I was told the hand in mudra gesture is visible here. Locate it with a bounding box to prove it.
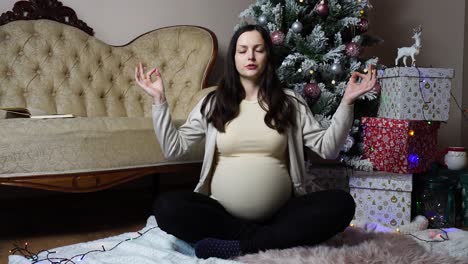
[135,63,166,104]
[342,64,377,105]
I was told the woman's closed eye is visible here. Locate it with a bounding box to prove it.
[237,49,264,54]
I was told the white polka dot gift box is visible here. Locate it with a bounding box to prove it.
[376,67,454,121]
[349,170,413,228]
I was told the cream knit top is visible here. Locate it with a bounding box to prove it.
[210,99,292,221]
[152,89,355,198]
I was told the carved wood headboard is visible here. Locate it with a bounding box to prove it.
[0,0,93,35]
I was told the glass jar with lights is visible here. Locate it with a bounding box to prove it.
[415,165,457,228]
[460,173,468,227]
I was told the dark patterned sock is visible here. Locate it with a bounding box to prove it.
[194,238,241,259]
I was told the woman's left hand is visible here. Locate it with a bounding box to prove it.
[342,64,377,105]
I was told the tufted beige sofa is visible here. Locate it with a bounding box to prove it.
[0,19,217,192]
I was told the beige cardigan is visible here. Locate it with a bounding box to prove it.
[152,89,354,196]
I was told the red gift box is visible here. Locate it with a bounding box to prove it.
[362,117,440,174]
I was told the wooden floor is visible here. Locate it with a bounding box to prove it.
[0,174,197,264]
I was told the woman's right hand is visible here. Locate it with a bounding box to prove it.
[135,62,166,104]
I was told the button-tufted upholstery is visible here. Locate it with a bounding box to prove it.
[0,20,216,120]
[0,20,217,190]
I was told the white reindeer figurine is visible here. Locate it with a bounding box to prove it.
[395,26,422,67]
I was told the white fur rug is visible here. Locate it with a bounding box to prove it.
[9,216,468,264]
[235,226,468,264]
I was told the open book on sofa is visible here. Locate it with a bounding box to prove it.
[0,107,75,119]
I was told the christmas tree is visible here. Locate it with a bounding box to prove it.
[237,0,383,170]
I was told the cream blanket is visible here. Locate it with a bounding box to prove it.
[8,216,468,264]
[8,217,241,264]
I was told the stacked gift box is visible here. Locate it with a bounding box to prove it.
[349,170,413,227]
[351,67,454,228]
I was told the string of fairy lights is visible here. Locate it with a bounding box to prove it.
[364,66,467,170]
[377,66,468,123]
[8,225,453,263]
[9,227,157,264]
[5,1,466,262]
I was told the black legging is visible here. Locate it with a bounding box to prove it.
[153,189,355,254]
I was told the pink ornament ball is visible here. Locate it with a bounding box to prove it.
[271,30,285,45]
[345,42,361,57]
[316,1,329,17]
[304,82,321,100]
[357,18,369,33]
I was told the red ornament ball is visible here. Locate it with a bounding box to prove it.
[316,0,329,17]
[271,30,285,45]
[345,42,361,57]
[304,82,321,100]
[357,18,369,33]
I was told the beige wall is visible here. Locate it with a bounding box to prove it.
[365,0,467,150]
[0,0,255,86]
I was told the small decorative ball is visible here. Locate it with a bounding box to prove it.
[316,0,329,17]
[357,18,369,33]
[258,15,268,26]
[345,42,361,57]
[291,20,303,33]
[330,62,343,76]
[304,82,321,100]
[271,30,285,45]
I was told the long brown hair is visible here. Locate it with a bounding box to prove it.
[201,24,298,134]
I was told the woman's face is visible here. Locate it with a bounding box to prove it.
[234,30,267,84]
